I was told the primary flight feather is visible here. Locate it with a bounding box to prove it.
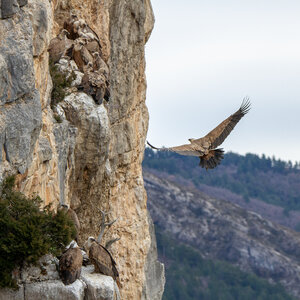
[147,98,251,170]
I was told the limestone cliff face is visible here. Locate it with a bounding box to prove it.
[0,0,163,299]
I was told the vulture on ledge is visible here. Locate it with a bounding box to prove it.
[147,98,251,170]
[84,237,120,287]
[59,242,83,285]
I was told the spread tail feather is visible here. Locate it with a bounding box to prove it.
[199,148,224,170]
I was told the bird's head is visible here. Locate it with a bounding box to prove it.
[83,236,96,252]
[93,52,100,60]
[87,62,93,69]
[58,203,69,212]
[59,29,69,39]
[188,138,195,143]
[65,240,78,250]
[78,39,85,46]
[78,19,86,27]
[69,240,78,249]
[70,13,78,21]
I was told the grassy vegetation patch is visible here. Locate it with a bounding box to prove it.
[0,176,76,288]
[49,60,75,108]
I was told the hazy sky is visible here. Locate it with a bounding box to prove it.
[145,0,300,163]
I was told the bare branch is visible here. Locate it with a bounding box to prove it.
[107,218,118,226]
[97,223,106,244]
[105,237,120,249]
[96,209,118,244]
[98,209,111,219]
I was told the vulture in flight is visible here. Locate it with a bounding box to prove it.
[147,99,250,170]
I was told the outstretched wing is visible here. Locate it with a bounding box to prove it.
[147,141,200,157]
[198,98,250,149]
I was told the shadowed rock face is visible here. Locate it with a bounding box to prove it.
[142,212,165,300]
[1,0,20,19]
[0,2,42,177]
[144,170,300,299]
[0,0,28,19]
[0,10,35,103]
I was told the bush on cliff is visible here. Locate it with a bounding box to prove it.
[0,176,76,288]
[49,60,75,108]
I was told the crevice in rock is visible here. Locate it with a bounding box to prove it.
[3,133,10,163]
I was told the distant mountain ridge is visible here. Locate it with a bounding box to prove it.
[144,170,300,299]
[143,148,300,229]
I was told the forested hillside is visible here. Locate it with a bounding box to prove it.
[143,148,300,209]
[144,168,300,299]
[156,227,295,300]
[143,148,300,228]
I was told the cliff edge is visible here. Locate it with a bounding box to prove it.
[0,0,164,298]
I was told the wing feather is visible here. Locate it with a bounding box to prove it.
[89,242,119,280]
[147,98,250,157]
[147,141,200,157]
[200,98,250,149]
[168,144,201,156]
[59,248,83,285]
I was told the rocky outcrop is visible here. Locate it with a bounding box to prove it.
[141,213,165,300]
[0,286,24,300]
[82,266,120,300]
[16,254,60,284]
[0,0,164,299]
[144,170,300,299]
[24,280,86,300]
[1,0,28,20]
[0,1,42,178]
[1,263,119,300]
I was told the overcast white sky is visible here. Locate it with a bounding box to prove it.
[145,0,300,163]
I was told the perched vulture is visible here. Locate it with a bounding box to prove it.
[93,52,109,77]
[64,15,80,40]
[85,237,120,286]
[147,99,250,170]
[59,204,81,241]
[63,15,101,44]
[48,29,73,63]
[59,244,83,285]
[81,71,108,104]
[78,22,100,42]
[72,40,94,73]
[80,46,94,66]
[86,40,102,56]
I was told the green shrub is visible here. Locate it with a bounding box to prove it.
[0,176,76,288]
[49,60,75,108]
